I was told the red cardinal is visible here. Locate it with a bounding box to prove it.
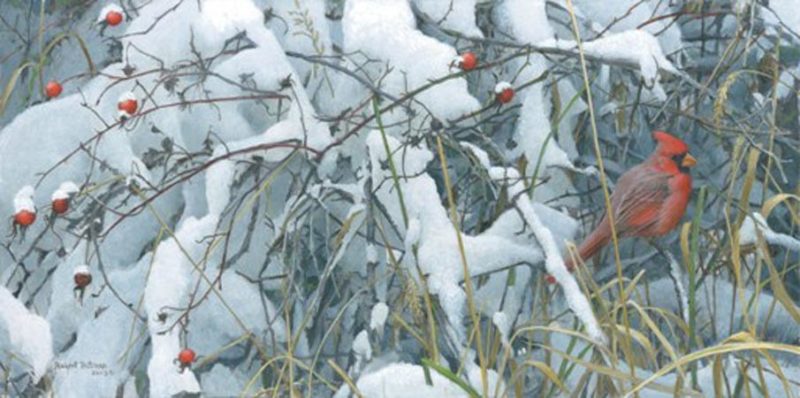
[547,131,696,283]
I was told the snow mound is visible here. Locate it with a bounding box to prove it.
[412,0,483,38]
[344,0,480,123]
[0,286,53,383]
[51,181,79,201]
[338,362,469,398]
[494,0,579,179]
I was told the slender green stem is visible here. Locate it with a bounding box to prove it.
[688,186,707,387]
[529,85,586,199]
[373,97,409,228]
[564,0,632,374]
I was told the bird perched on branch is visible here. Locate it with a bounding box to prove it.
[547,131,696,283]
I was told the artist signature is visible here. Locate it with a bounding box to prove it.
[52,361,113,377]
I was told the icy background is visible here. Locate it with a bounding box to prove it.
[0,0,798,397]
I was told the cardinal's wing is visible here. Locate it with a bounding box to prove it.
[609,165,672,237]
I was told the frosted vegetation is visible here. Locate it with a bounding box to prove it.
[0,0,798,397]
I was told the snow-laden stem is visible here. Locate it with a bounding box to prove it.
[413,3,693,84]
[435,135,488,396]
[515,197,606,344]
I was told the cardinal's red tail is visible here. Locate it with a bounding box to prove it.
[560,218,612,274]
[546,221,612,284]
[571,222,612,269]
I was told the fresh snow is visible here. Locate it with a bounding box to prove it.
[72,264,90,277]
[13,185,35,212]
[51,181,79,201]
[337,362,470,398]
[493,81,513,94]
[0,286,53,383]
[412,0,483,38]
[343,0,480,124]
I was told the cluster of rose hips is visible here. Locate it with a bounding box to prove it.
[45,83,139,120]
[41,3,201,374]
[43,6,128,102]
[13,182,78,229]
[454,51,515,105]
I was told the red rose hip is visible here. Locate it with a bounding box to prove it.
[14,210,36,227]
[45,81,63,98]
[52,198,69,215]
[106,10,124,26]
[459,52,478,71]
[51,181,78,215]
[73,266,92,289]
[178,348,196,367]
[494,82,514,104]
[118,98,138,115]
[13,186,36,228]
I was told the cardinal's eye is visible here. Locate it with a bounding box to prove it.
[672,153,685,163]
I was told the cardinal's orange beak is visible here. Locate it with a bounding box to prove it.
[682,153,697,168]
